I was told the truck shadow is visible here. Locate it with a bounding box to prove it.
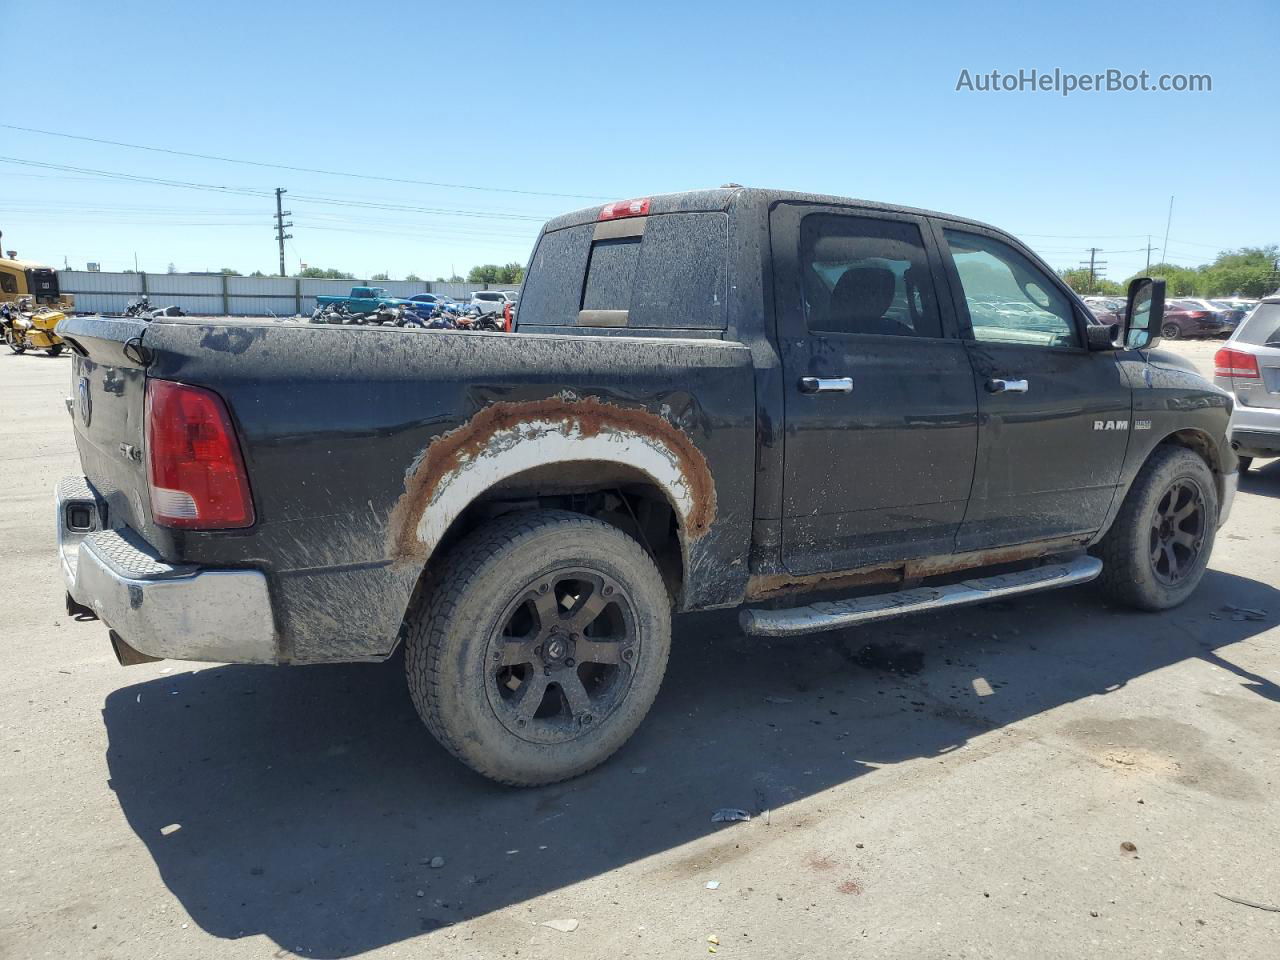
[101,568,1279,958]
[1239,459,1280,497]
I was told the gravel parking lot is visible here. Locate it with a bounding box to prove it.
[2,338,1278,959]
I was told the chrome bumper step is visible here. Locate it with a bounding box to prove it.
[739,555,1103,638]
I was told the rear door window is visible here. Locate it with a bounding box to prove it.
[1236,303,1280,346]
[799,214,943,338]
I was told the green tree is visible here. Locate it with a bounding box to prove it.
[371,272,390,281]
[468,262,525,284]
[249,270,267,277]
[1200,246,1278,298]
[219,267,242,276]
[295,267,356,280]
[1124,246,1279,299]
[1058,267,1123,296]
[405,273,422,282]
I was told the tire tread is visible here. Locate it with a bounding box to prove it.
[404,510,666,786]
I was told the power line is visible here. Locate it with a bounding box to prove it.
[0,157,555,222]
[0,123,611,200]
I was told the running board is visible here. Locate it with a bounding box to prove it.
[739,555,1103,638]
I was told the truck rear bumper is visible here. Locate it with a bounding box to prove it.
[57,476,278,664]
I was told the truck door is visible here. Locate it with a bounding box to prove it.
[934,225,1132,550]
[771,204,979,574]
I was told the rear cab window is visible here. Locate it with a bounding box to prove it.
[518,212,729,332]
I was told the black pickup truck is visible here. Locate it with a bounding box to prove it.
[56,187,1237,785]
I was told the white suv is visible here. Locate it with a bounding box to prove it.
[1214,296,1280,471]
[469,291,506,315]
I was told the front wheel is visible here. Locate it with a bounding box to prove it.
[46,343,63,357]
[1237,456,1253,473]
[405,510,671,786]
[1161,322,1181,340]
[1093,446,1218,610]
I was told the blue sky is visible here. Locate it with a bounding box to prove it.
[3,0,1274,282]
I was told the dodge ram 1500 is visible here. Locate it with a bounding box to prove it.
[55,187,1236,785]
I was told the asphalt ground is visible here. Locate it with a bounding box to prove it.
[2,336,1277,959]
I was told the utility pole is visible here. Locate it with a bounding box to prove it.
[274,187,293,277]
[1145,236,1154,273]
[1080,248,1107,294]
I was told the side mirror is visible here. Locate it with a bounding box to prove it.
[1086,322,1121,350]
[1124,277,1165,350]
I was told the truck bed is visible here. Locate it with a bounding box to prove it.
[56,313,757,662]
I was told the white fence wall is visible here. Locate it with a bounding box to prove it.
[59,272,520,316]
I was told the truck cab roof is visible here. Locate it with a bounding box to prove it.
[542,186,1003,235]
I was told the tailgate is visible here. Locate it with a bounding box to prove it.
[57,315,156,538]
[1256,345,1280,406]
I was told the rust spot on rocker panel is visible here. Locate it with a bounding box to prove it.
[388,394,717,563]
[745,535,1088,601]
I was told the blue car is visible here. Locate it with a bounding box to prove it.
[408,294,461,316]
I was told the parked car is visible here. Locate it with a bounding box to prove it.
[1082,296,1126,325]
[315,285,421,314]
[1207,299,1249,328]
[54,187,1236,786]
[469,290,507,315]
[1174,297,1237,334]
[1213,296,1280,471]
[1162,300,1229,339]
[407,293,460,315]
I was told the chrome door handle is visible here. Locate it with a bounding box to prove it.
[986,378,1029,394]
[799,376,854,394]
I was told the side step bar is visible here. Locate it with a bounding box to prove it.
[739,555,1103,638]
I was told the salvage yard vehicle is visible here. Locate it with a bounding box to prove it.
[469,290,507,315]
[2,298,67,355]
[1214,295,1280,471]
[1161,300,1229,339]
[314,285,424,315]
[54,187,1237,786]
[0,243,75,312]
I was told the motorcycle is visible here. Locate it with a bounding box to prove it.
[2,298,67,356]
[124,295,186,320]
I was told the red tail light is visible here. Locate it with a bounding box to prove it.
[1214,347,1261,380]
[146,379,255,528]
[598,197,651,221]
[1186,311,1208,318]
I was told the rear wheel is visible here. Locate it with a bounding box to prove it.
[46,344,63,357]
[1094,446,1217,610]
[404,510,671,786]
[1237,456,1253,473]
[1161,322,1181,339]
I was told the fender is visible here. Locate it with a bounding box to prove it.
[388,392,717,587]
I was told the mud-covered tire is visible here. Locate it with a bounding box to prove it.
[404,510,671,786]
[1094,446,1218,611]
